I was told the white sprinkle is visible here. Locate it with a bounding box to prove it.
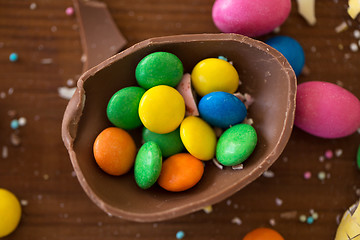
[41,58,53,64]
[273,26,281,33]
[8,88,14,95]
[263,170,275,178]
[243,118,254,125]
[20,199,29,206]
[2,146,8,159]
[0,92,6,99]
[98,221,103,227]
[226,199,232,206]
[350,43,359,52]
[319,156,325,162]
[18,117,27,126]
[58,87,76,100]
[66,78,75,87]
[81,54,87,63]
[269,218,276,226]
[275,197,283,206]
[109,45,117,52]
[310,46,317,52]
[335,149,343,157]
[51,26,58,32]
[231,217,242,225]
[335,21,348,33]
[153,223,158,228]
[71,171,77,177]
[231,164,244,170]
[212,158,223,170]
[29,2,37,10]
[354,30,360,39]
[344,53,351,60]
[37,194,43,200]
[356,188,360,196]
[336,80,344,87]
[282,157,288,162]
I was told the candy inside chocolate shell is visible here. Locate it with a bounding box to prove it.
[61,33,296,222]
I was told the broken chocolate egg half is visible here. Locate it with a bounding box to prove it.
[61,33,296,222]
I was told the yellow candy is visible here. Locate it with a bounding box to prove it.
[180,116,216,160]
[139,85,185,134]
[0,188,21,237]
[191,58,239,96]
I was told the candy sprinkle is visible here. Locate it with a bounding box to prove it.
[306,216,314,224]
[299,214,307,222]
[324,149,333,159]
[9,53,18,62]
[304,171,312,179]
[65,7,74,16]
[10,119,19,129]
[203,205,213,214]
[176,230,185,239]
[318,171,326,181]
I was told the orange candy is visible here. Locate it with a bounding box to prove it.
[158,153,204,192]
[93,127,136,176]
[243,227,284,240]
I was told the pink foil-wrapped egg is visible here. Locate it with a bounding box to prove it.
[295,81,360,139]
[212,0,291,37]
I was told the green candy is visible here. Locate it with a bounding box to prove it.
[134,141,162,189]
[357,144,360,170]
[107,86,145,129]
[135,52,184,89]
[142,127,184,157]
[216,124,257,166]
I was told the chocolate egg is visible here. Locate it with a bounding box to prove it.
[62,34,296,222]
[295,81,360,138]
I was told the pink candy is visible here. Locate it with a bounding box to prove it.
[295,81,360,139]
[65,7,74,16]
[212,0,291,37]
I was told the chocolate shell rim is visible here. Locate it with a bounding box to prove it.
[61,33,297,222]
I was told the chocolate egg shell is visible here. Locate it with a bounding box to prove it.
[61,34,296,222]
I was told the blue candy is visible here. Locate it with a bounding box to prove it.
[198,91,247,128]
[265,36,305,76]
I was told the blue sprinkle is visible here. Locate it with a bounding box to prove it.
[218,56,228,61]
[9,53,17,61]
[306,216,314,224]
[10,119,19,129]
[9,53,18,62]
[176,230,185,239]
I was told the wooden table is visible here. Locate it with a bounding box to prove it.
[1,0,360,239]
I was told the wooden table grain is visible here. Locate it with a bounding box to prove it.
[1,0,360,239]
